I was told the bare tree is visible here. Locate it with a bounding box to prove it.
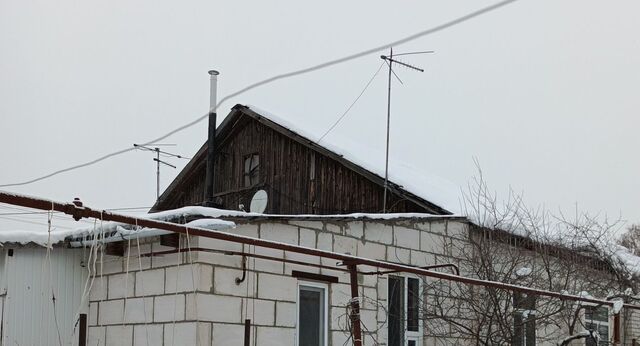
[619,224,640,256]
[418,168,637,345]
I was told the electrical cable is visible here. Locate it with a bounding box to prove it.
[0,0,521,188]
[317,61,386,143]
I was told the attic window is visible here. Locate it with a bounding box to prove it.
[243,153,260,187]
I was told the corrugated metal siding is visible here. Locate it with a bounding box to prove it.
[1,247,88,346]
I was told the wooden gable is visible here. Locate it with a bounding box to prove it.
[151,105,451,215]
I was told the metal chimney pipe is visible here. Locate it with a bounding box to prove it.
[204,70,219,207]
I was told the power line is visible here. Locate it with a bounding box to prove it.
[0,0,521,188]
[0,215,73,230]
[317,61,386,143]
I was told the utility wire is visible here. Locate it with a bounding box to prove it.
[0,0,521,188]
[317,61,386,143]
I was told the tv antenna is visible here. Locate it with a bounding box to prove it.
[380,48,433,213]
[133,144,190,201]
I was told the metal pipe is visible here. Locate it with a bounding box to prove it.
[138,247,351,273]
[204,70,220,206]
[360,263,460,276]
[382,47,393,213]
[348,263,363,346]
[2,191,640,310]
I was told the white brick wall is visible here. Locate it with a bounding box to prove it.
[88,217,481,345]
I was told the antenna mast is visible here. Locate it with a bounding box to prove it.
[134,144,188,201]
[380,48,432,213]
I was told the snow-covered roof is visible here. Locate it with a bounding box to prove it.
[0,207,236,248]
[0,205,459,248]
[245,105,462,214]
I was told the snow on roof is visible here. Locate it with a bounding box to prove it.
[246,105,462,214]
[0,207,236,248]
[0,229,79,247]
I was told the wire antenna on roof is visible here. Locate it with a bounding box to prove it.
[134,144,188,201]
[380,48,433,213]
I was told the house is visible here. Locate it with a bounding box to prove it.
[2,105,639,346]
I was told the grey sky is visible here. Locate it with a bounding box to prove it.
[1,0,638,232]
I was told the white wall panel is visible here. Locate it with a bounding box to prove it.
[1,247,88,346]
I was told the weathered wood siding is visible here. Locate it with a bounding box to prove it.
[155,116,428,214]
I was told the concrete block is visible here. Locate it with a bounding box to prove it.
[232,224,259,238]
[363,222,393,244]
[89,302,98,325]
[288,220,324,230]
[275,301,296,327]
[411,250,436,267]
[386,246,410,264]
[362,287,378,310]
[325,222,343,234]
[124,297,153,323]
[135,268,164,296]
[377,277,388,301]
[88,326,105,346]
[89,276,107,301]
[212,323,246,345]
[345,221,364,238]
[99,256,123,275]
[106,325,132,346]
[317,232,333,251]
[253,247,284,274]
[299,228,316,248]
[108,273,135,299]
[133,324,163,346]
[256,326,295,346]
[246,299,275,326]
[258,273,297,301]
[99,299,124,325]
[446,220,467,239]
[331,283,352,308]
[165,263,212,293]
[196,237,243,252]
[332,331,350,345]
[394,226,420,249]
[285,250,320,268]
[125,243,151,271]
[153,294,185,322]
[357,241,386,260]
[260,223,299,245]
[214,267,255,297]
[164,322,211,346]
[420,231,445,254]
[334,235,357,255]
[186,293,242,323]
[430,221,446,236]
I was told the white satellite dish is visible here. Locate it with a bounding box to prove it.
[249,189,268,214]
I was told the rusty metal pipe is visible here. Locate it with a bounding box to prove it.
[2,191,640,310]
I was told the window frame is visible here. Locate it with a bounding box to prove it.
[296,281,329,346]
[582,305,610,346]
[242,153,260,187]
[388,275,423,346]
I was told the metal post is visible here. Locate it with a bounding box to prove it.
[244,319,251,346]
[155,148,160,201]
[78,313,87,346]
[383,47,393,213]
[348,263,363,346]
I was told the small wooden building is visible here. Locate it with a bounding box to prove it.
[152,105,453,215]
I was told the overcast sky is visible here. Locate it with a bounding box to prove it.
[1,0,638,233]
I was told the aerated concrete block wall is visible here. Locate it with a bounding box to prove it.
[87,216,469,346]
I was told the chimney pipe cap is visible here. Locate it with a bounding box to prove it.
[208,70,220,76]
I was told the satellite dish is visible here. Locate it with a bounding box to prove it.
[249,190,268,213]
